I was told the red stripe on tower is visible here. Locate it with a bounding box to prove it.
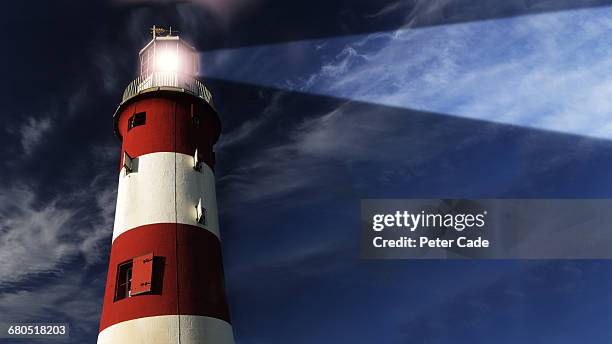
[98,26,235,343]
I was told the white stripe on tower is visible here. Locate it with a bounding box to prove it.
[113,151,220,242]
[98,315,234,344]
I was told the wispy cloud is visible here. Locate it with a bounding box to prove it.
[216,91,285,149]
[0,186,74,283]
[0,272,105,337]
[0,177,115,286]
[18,117,53,156]
[218,99,458,205]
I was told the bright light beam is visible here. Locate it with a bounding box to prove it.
[200,6,612,141]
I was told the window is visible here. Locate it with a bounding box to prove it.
[140,48,153,76]
[191,103,200,128]
[193,149,201,171]
[192,114,201,128]
[123,151,133,175]
[128,112,146,131]
[114,253,154,301]
[114,261,132,301]
[196,198,207,225]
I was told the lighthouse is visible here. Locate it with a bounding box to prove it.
[97,27,234,343]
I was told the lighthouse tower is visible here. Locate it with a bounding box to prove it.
[97,27,234,343]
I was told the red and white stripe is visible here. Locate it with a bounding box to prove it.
[98,92,234,343]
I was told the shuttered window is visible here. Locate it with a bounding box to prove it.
[127,112,146,131]
[131,253,154,296]
[114,253,154,301]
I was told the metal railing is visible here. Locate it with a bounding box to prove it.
[121,72,213,106]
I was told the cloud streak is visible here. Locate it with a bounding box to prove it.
[0,177,115,286]
[18,117,53,156]
[0,186,74,284]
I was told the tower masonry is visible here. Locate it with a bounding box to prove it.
[97,27,234,343]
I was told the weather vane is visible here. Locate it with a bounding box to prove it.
[150,25,180,38]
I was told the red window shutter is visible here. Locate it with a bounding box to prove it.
[131,253,154,296]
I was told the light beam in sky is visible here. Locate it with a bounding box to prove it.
[200,6,612,141]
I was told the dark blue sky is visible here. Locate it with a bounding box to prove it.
[2,0,612,343]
